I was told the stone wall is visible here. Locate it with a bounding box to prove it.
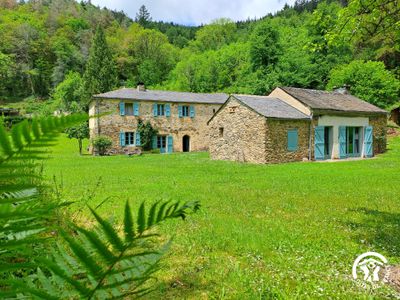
[89,99,221,154]
[208,97,268,164]
[369,114,387,155]
[265,119,311,163]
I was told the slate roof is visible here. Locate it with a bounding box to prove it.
[279,87,387,114]
[93,88,229,104]
[232,94,309,119]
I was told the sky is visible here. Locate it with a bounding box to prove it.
[90,0,296,26]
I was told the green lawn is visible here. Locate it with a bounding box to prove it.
[44,135,400,299]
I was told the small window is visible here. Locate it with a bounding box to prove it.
[287,129,298,151]
[125,103,134,116]
[182,105,189,117]
[125,132,135,146]
[157,104,165,116]
[219,127,224,137]
[157,136,167,148]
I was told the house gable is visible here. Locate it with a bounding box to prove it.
[269,87,312,116]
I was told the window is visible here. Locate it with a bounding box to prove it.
[219,127,224,137]
[287,129,298,151]
[182,105,189,117]
[157,136,167,149]
[157,104,165,116]
[125,103,133,116]
[125,132,135,146]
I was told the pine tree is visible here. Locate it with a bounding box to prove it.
[135,5,152,27]
[83,26,117,103]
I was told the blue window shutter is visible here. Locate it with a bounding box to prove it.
[364,126,373,157]
[167,135,173,153]
[135,132,141,146]
[190,105,195,118]
[287,129,298,151]
[153,104,158,116]
[314,126,325,160]
[338,126,346,159]
[165,104,171,117]
[152,136,157,149]
[119,102,125,116]
[134,103,139,116]
[120,131,125,146]
[178,105,183,118]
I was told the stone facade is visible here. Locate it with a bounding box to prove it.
[208,98,310,164]
[208,98,268,164]
[89,99,221,154]
[265,119,310,163]
[369,115,387,155]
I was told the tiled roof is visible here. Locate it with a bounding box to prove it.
[279,87,387,114]
[232,94,310,119]
[94,88,229,104]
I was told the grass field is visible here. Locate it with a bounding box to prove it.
[44,135,400,299]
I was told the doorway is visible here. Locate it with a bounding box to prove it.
[346,127,361,157]
[182,135,190,152]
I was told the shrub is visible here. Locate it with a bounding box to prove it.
[92,135,112,155]
[137,119,158,151]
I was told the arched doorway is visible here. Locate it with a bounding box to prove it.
[182,135,190,152]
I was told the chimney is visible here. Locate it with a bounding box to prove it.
[333,84,350,95]
[137,82,146,92]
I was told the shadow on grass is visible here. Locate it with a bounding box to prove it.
[348,208,400,257]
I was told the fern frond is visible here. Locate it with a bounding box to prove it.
[26,200,199,299]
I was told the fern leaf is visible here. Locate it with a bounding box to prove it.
[89,207,124,252]
[60,231,103,279]
[137,201,146,234]
[147,202,158,228]
[76,226,117,264]
[123,201,134,243]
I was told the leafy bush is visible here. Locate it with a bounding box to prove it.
[92,135,113,156]
[137,119,158,151]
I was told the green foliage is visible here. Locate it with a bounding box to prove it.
[12,200,199,299]
[0,114,87,298]
[249,20,281,70]
[189,18,237,52]
[137,119,158,151]
[53,71,85,112]
[92,135,113,156]
[65,121,89,154]
[327,60,400,108]
[0,115,199,299]
[83,27,118,104]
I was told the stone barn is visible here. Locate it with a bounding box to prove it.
[207,94,311,164]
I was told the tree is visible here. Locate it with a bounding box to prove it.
[53,71,84,112]
[249,20,281,71]
[190,18,237,52]
[327,60,400,108]
[65,122,89,155]
[83,26,117,106]
[135,5,152,27]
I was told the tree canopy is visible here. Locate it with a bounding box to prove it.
[0,0,398,110]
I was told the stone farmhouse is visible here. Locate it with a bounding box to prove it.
[89,85,228,154]
[208,87,387,163]
[89,84,387,163]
